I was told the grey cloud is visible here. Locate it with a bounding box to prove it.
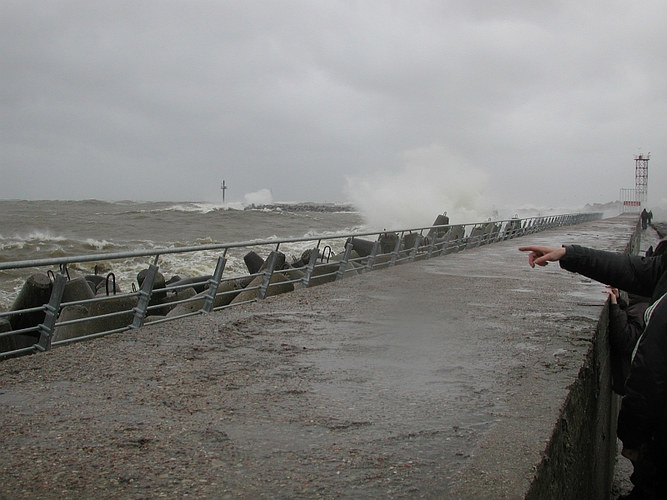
[1,0,666,210]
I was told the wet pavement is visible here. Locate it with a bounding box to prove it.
[0,214,649,499]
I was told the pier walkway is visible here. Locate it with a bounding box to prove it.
[0,214,651,499]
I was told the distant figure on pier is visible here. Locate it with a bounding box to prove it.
[641,208,649,230]
[519,243,667,500]
[441,211,449,225]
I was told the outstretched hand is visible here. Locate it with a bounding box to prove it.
[518,245,566,268]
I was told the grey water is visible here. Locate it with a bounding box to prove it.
[0,199,365,309]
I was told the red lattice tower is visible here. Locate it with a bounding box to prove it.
[635,153,650,204]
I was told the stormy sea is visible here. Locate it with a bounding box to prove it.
[0,199,365,309]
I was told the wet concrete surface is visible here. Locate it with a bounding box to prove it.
[0,214,649,499]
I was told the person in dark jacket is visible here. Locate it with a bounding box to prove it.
[519,244,667,499]
[603,286,649,396]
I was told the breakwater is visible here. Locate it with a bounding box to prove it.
[243,202,356,212]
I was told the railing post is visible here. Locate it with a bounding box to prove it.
[365,241,380,272]
[258,251,279,300]
[389,234,403,266]
[301,246,320,288]
[131,263,159,329]
[36,272,67,352]
[409,235,423,262]
[427,233,437,258]
[201,255,227,313]
[335,242,354,280]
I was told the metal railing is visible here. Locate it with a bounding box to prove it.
[0,212,601,360]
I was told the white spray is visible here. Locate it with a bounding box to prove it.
[243,188,274,206]
[344,144,494,230]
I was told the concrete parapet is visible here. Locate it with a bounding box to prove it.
[229,272,294,304]
[166,279,243,317]
[524,309,617,499]
[9,273,52,347]
[0,318,14,354]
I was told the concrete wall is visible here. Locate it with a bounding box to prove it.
[526,309,618,499]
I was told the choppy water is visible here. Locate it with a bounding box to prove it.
[0,200,365,309]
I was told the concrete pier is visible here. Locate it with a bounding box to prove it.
[0,214,648,499]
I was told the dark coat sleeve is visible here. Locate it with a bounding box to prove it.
[560,245,666,299]
[608,301,648,396]
[609,303,632,355]
[617,295,667,449]
[609,301,648,356]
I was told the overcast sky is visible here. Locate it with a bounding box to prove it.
[2,0,666,218]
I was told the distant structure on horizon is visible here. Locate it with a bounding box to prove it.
[620,153,650,212]
[221,180,228,204]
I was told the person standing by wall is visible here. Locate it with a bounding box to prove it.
[603,286,649,395]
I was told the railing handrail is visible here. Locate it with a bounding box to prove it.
[0,212,602,360]
[0,215,573,271]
